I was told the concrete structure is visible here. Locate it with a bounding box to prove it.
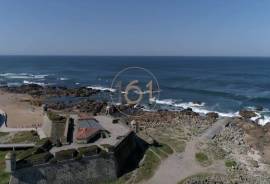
[5,151,16,173]
[9,131,144,184]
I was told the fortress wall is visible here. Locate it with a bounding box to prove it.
[114,131,138,175]
[42,114,67,143]
[10,154,117,184]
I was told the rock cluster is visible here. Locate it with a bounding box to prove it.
[1,84,100,97]
[239,109,257,119]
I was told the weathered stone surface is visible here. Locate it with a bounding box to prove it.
[239,109,257,119]
[206,112,219,119]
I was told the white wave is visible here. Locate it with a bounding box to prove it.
[0,73,48,79]
[75,82,80,85]
[59,77,69,81]
[153,98,237,117]
[23,80,46,86]
[87,86,116,92]
[134,90,161,95]
[154,99,176,105]
[7,82,21,87]
[250,113,270,126]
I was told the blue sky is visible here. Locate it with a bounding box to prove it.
[0,0,270,56]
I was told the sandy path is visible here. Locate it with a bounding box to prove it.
[0,90,43,128]
[145,118,230,184]
[145,139,226,184]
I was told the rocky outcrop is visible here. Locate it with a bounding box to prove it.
[1,85,100,98]
[206,112,219,119]
[239,110,257,119]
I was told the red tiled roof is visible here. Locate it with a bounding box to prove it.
[76,128,100,140]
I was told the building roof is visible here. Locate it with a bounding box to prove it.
[76,117,104,141]
[76,128,100,140]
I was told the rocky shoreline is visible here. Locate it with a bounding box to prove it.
[1,84,270,183]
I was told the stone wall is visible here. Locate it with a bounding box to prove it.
[9,131,145,184]
[10,154,117,184]
[42,114,67,144]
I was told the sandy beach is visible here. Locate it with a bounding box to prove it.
[0,90,43,128]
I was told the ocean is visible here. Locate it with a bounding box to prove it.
[0,56,270,125]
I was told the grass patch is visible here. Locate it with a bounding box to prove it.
[0,151,10,184]
[158,137,186,153]
[9,131,39,143]
[47,111,66,123]
[151,144,174,159]
[195,152,211,166]
[105,172,133,184]
[0,132,9,137]
[225,160,237,168]
[135,149,161,183]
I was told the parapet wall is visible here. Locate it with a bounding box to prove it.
[10,153,117,184]
[10,131,142,184]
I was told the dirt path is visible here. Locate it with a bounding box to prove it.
[145,118,230,184]
[0,91,43,128]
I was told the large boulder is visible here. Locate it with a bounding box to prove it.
[206,112,219,119]
[239,109,257,119]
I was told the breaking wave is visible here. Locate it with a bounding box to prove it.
[87,86,116,92]
[0,73,48,79]
[153,98,238,117]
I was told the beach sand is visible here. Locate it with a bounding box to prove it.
[0,90,43,128]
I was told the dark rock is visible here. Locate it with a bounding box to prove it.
[255,105,263,111]
[239,109,257,119]
[206,112,219,119]
[192,101,202,105]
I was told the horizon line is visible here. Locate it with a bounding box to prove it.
[0,54,270,58]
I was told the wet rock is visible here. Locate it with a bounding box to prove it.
[1,85,100,98]
[239,109,257,119]
[180,108,199,116]
[255,105,263,111]
[192,101,202,105]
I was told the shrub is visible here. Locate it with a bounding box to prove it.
[195,152,208,163]
[225,160,237,168]
[47,111,66,123]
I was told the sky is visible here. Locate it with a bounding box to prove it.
[0,0,270,56]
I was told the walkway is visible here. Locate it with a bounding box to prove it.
[145,117,230,184]
[0,143,35,149]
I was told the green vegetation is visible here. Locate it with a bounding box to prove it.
[55,149,77,161]
[145,127,187,153]
[0,132,9,137]
[225,160,237,168]
[135,149,161,183]
[0,151,10,184]
[195,152,211,166]
[78,145,101,156]
[47,111,66,123]
[16,147,41,161]
[9,131,39,143]
[205,142,227,160]
[105,172,133,184]
[151,144,173,159]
